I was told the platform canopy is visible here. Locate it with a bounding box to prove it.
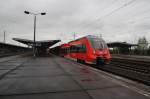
[107,42,138,54]
[0,42,28,49]
[13,38,61,56]
[107,42,137,48]
[13,38,60,48]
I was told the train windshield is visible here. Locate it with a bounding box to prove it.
[89,37,108,50]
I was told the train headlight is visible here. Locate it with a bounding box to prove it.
[99,51,103,55]
[93,50,96,54]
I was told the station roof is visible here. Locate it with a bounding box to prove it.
[13,38,61,48]
[107,42,138,48]
[0,42,29,49]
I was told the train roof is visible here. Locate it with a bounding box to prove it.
[61,43,70,48]
[87,35,104,41]
[69,35,104,43]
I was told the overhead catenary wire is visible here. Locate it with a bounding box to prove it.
[77,0,136,32]
[70,0,120,39]
[75,0,119,28]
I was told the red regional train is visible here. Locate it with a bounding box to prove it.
[60,35,111,65]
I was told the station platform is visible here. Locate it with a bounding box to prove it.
[0,55,149,99]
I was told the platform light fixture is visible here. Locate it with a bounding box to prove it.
[24,10,46,57]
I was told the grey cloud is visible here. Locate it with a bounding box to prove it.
[0,0,150,45]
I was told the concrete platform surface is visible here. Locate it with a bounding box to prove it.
[0,55,149,99]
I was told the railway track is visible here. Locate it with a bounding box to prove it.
[64,56,150,85]
[98,58,150,85]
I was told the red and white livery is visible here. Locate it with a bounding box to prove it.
[60,35,111,65]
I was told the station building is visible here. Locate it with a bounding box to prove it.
[107,42,137,54]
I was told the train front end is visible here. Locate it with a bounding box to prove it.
[88,36,111,65]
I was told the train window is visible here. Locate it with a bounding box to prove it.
[61,47,70,54]
[70,44,86,53]
[70,46,73,53]
[75,44,82,53]
[76,44,86,53]
[81,44,86,53]
[89,37,108,50]
[67,47,70,53]
[70,45,76,53]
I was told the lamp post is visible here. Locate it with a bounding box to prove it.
[3,31,6,43]
[24,11,46,57]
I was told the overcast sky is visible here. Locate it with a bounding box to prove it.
[0,0,150,46]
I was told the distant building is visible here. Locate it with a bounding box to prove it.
[107,42,137,54]
[137,37,149,50]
